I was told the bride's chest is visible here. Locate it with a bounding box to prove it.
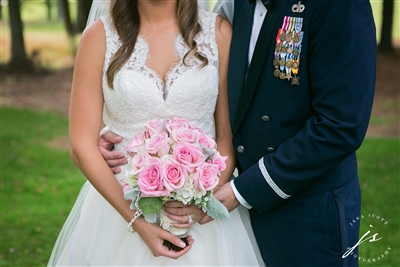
[104,65,218,106]
[102,35,219,111]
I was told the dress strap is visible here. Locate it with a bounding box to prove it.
[100,15,121,73]
[197,9,219,68]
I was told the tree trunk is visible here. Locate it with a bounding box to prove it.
[45,0,52,21]
[8,0,32,71]
[0,4,3,21]
[59,0,75,36]
[77,0,93,32]
[379,0,394,52]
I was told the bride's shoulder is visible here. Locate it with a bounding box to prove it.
[78,19,106,56]
[215,14,232,43]
[82,19,106,43]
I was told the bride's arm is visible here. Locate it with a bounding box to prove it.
[69,20,192,258]
[213,15,235,189]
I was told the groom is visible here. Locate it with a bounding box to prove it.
[99,0,377,266]
[206,0,376,266]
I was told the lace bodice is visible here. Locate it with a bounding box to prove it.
[100,10,219,151]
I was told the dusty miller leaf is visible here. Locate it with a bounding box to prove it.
[205,196,229,221]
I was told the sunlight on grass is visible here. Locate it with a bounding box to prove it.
[370,115,399,125]
[0,22,78,69]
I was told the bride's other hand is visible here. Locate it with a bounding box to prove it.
[135,219,194,258]
[98,130,127,174]
[163,201,206,228]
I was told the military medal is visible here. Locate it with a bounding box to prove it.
[280,32,286,42]
[293,34,300,43]
[273,58,279,67]
[291,76,299,85]
[292,61,299,69]
[293,47,299,57]
[273,15,303,83]
[287,45,293,54]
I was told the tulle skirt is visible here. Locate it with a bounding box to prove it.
[48,167,264,266]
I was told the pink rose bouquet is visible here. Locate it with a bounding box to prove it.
[121,118,229,250]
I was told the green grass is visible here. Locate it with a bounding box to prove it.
[1,107,86,267]
[357,137,400,267]
[0,107,399,266]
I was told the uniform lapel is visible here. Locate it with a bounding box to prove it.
[232,0,288,134]
[227,1,255,128]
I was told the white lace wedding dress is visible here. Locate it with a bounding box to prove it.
[48,10,264,267]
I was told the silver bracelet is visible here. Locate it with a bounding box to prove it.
[127,209,143,233]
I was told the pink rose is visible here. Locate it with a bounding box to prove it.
[130,152,151,175]
[144,119,165,138]
[145,132,170,156]
[165,117,190,133]
[198,132,216,149]
[193,163,220,195]
[138,158,170,197]
[126,132,145,154]
[172,142,205,173]
[170,127,199,144]
[209,153,228,173]
[162,159,188,191]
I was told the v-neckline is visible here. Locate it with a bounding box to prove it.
[138,34,183,99]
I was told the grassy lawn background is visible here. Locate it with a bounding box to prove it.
[1,108,399,267]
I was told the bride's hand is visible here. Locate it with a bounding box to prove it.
[135,218,194,259]
[163,201,206,228]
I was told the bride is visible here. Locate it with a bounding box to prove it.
[47,0,264,265]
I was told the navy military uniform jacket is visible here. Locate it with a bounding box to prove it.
[228,0,376,266]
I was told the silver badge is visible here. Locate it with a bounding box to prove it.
[292,1,305,13]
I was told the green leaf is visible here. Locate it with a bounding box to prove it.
[139,197,163,215]
[205,196,229,221]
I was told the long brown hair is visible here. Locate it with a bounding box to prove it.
[106,0,208,89]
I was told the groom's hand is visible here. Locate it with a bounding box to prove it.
[98,130,127,174]
[198,182,240,224]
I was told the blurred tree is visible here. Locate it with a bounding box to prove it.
[8,0,33,71]
[59,0,93,36]
[379,0,395,52]
[45,0,52,21]
[77,0,93,32]
[59,0,75,37]
[0,4,2,20]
